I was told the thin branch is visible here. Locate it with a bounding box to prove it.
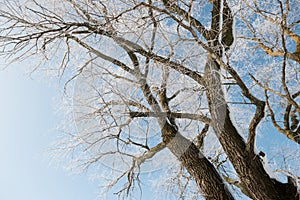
[265,90,300,144]
[66,34,135,74]
[279,6,300,115]
[249,73,285,98]
[223,175,252,198]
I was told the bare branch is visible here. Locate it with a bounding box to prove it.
[129,111,211,124]
[161,0,211,40]
[134,142,166,166]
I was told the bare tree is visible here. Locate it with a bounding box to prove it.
[0,0,299,199]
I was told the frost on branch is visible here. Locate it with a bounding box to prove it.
[0,0,299,199]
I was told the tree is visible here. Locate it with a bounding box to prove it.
[0,0,299,199]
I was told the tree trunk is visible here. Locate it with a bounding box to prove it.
[204,56,299,200]
[162,124,235,200]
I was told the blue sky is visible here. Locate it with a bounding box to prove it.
[0,66,99,200]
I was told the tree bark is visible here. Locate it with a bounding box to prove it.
[204,56,299,200]
[162,124,235,200]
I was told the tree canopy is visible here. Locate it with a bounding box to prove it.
[0,0,299,199]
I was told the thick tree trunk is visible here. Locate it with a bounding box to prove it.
[162,125,235,200]
[204,56,299,200]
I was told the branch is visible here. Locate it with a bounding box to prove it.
[255,38,300,63]
[69,21,205,86]
[280,17,300,115]
[161,0,210,40]
[221,0,234,50]
[66,34,135,74]
[129,111,211,124]
[195,124,209,150]
[144,0,157,77]
[249,73,285,98]
[265,90,300,144]
[242,1,300,63]
[134,142,166,166]
[65,0,99,24]
[284,104,292,130]
[247,100,265,152]
[210,0,222,48]
[223,176,252,198]
[249,74,299,139]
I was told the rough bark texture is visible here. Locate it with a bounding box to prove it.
[162,124,234,200]
[204,57,299,200]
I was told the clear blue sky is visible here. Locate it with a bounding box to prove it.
[0,66,99,200]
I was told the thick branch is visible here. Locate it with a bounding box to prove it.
[129,111,211,124]
[161,125,234,200]
[195,124,209,150]
[247,100,265,152]
[134,142,166,166]
[252,37,300,63]
[161,0,211,40]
